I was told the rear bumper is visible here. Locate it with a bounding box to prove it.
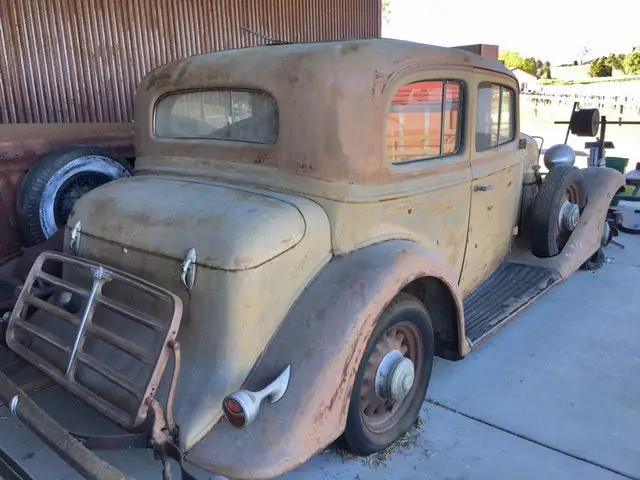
[0,367,130,480]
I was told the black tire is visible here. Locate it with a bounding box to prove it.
[570,108,600,137]
[580,248,605,271]
[341,293,434,456]
[530,166,586,258]
[17,147,132,245]
[618,222,640,234]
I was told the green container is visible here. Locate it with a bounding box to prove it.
[606,156,629,174]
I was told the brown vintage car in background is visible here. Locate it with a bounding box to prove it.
[0,38,624,479]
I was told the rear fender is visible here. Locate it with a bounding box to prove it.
[185,240,464,480]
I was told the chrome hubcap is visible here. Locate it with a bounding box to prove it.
[558,201,580,231]
[375,350,415,401]
[601,221,611,246]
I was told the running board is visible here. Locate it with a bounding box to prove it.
[464,262,561,346]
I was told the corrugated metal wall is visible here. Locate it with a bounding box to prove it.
[0,0,380,124]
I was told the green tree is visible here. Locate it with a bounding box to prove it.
[536,59,543,75]
[521,57,538,75]
[623,51,640,75]
[572,60,578,66]
[541,64,552,79]
[498,51,524,69]
[589,57,612,77]
[606,53,623,71]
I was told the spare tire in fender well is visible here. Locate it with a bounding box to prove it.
[530,165,586,258]
[185,240,464,480]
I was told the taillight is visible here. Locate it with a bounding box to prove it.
[222,365,291,429]
[223,398,247,428]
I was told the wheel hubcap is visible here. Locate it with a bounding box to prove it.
[375,350,415,401]
[558,200,580,231]
[601,221,611,246]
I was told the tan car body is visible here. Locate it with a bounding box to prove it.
[4,39,624,479]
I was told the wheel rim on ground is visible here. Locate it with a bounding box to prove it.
[359,321,423,434]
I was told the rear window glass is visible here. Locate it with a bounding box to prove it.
[154,90,279,144]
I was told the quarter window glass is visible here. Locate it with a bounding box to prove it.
[476,83,515,151]
[386,80,464,164]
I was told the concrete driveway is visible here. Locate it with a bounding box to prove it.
[1,208,639,480]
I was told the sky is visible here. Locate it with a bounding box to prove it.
[381,0,639,65]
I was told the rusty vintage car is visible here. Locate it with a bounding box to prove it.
[0,38,624,479]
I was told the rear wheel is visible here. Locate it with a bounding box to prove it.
[530,166,586,258]
[341,293,434,456]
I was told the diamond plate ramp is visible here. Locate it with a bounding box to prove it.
[464,262,561,345]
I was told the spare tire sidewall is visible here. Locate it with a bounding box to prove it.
[39,155,131,238]
[530,166,586,258]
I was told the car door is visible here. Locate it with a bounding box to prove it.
[382,76,472,278]
[458,76,523,297]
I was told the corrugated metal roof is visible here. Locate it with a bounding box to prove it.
[0,0,381,124]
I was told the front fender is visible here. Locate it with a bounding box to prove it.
[185,240,464,479]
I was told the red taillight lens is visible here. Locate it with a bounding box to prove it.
[223,398,246,428]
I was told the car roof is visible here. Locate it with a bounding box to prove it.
[136,38,516,187]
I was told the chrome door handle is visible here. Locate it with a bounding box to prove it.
[474,185,494,192]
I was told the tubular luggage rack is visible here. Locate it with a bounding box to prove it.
[0,251,194,480]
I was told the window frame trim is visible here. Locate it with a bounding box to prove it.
[387,79,466,166]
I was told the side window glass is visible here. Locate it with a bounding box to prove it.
[476,83,515,151]
[386,80,464,164]
[476,84,499,150]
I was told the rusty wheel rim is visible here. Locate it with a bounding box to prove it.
[562,184,581,205]
[359,321,423,434]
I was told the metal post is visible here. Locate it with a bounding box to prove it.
[599,116,607,163]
